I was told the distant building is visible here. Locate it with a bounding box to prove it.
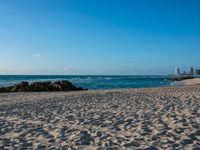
[175,67,180,75]
[190,67,194,75]
[196,69,200,75]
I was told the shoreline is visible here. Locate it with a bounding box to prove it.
[171,77,200,86]
[178,78,200,86]
[0,85,200,149]
[0,77,199,94]
[0,75,171,91]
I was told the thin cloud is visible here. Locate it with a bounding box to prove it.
[32,54,41,57]
[0,67,6,71]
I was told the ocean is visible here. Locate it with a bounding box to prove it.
[0,75,172,90]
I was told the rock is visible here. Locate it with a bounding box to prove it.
[0,87,7,92]
[11,82,30,92]
[0,80,87,92]
[55,80,76,91]
[30,82,51,91]
[54,80,87,91]
[49,83,62,91]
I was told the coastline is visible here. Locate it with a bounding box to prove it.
[178,78,200,86]
[0,75,171,90]
[0,84,200,149]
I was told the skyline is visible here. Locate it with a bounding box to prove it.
[175,66,200,75]
[0,0,200,75]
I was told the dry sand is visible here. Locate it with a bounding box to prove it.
[0,85,200,149]
[181,78,200,86]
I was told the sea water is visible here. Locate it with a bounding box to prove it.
[0,75,171,90]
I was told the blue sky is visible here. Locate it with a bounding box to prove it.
[0,0,200,75]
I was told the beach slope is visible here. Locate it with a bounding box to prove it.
[181,78,200,86]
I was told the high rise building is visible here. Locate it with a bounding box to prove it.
[175,67,180,75]
[190,67,194,75]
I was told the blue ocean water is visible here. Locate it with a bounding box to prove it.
[0,75,172,90]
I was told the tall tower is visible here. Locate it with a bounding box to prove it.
[190,67,193,75]
[175,67,180,75]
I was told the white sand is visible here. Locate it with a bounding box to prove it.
[0,85,200,149]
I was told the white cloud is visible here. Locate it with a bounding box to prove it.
[32,54,41,57]
[0,65,90,75]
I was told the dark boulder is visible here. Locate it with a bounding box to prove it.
[6,86,14,91]
[10,82,30,92]
[30,82,51,92]
[0,87,7,92]
[49,83,62,91]
[55,80,76,91]
[0,82,30,92]
[0,80,87,92]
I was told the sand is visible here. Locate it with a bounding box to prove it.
[0,85,200,149]
[181,78,200,86]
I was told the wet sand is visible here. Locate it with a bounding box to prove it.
[0,85,200,149]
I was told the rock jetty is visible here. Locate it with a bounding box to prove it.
[170,75,193,81]
[0,80,87,92]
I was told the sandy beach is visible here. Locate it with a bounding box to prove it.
[0,83,200,149]
[1,0,200,149]
[180,78,200,86]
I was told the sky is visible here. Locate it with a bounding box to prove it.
[0,0,200,75]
